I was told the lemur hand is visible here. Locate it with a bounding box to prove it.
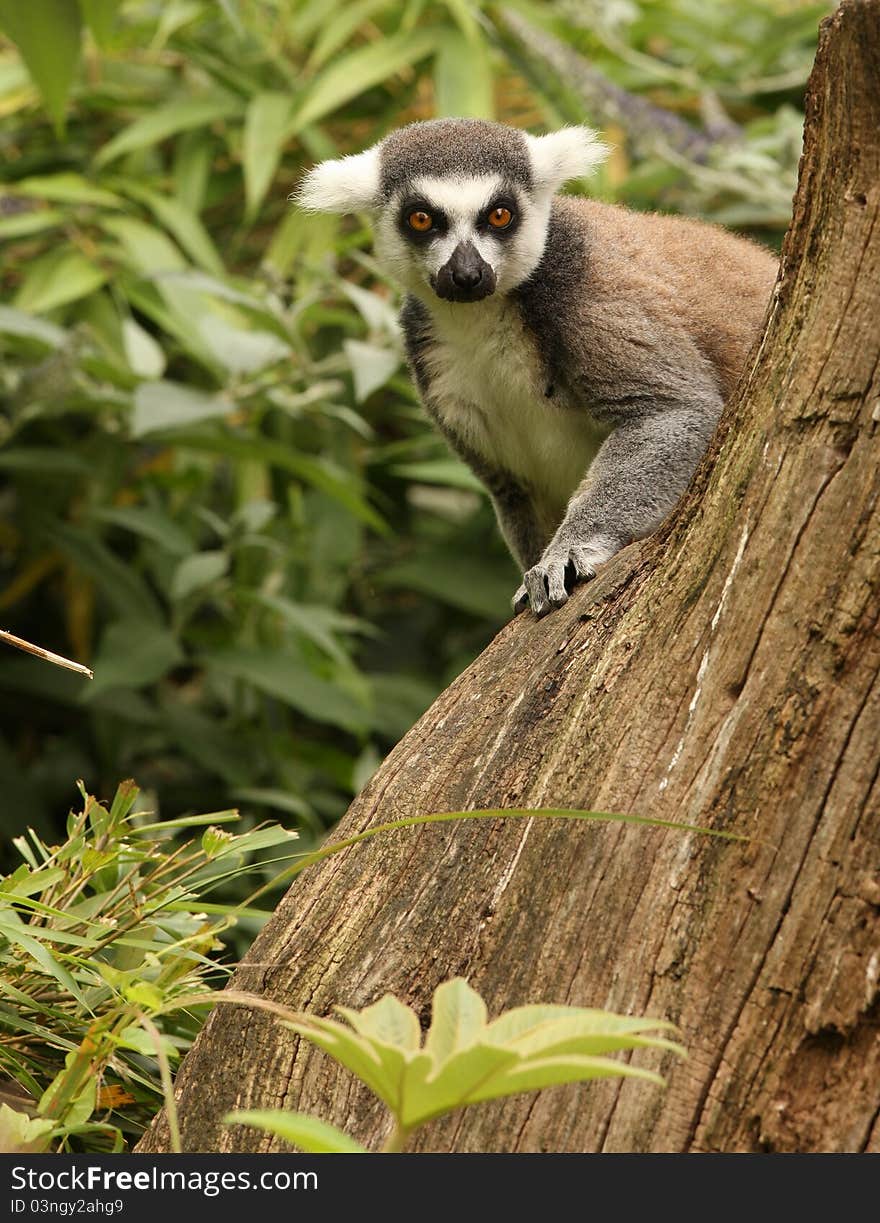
[512,534,619,617]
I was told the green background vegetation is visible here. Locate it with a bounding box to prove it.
[0,0,825,855]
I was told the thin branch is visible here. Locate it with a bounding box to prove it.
[0,629,93,679]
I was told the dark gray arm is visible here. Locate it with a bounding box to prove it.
[514,399,720,616]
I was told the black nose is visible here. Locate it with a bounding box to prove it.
[434,240,496,302]
[452,265,482,289]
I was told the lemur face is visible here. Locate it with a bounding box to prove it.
[297,119,607,305]
[378,172,540,302]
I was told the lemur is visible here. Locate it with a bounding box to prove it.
[298,119,777,617]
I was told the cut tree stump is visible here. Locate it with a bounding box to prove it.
[140,0,879,1154]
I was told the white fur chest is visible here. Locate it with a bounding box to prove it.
[419,300,608,532]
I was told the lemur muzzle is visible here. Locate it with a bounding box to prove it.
[434,241,496,302]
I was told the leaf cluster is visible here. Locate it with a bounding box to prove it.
[228,977,685,1152]
[0,778,294,1151]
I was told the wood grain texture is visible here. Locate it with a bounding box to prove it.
[140,0,879,1154]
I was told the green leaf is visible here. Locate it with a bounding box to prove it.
[131,381,234,438]
[251,594,370,666]
[340,282,399,335]
[101,215,187,274]
[0,912,86,1007]
[438,0,482,42]
[13,172,124,209]
[0,1103,54,1154]
[117,182,224,275]
[96,93,243,166]
[379,551,512,619]
[486,1007,680,1055]
[225,1109,366,1154]
[85,621,183,698]
[166,431,387,532]
[198,316,290,375]
[121,318,166,378]
[424,978,487,1063]
[433,30,494,120]
[203,649,369,735]
[398,1043,519,1127]
[90,505,192,556]
[0,0,82,134]
[282,1016,405,1110]
[336,994,421,1052]
[0,306,65,348]
[212,825,299,857]
[79,0,121,48]
[39,1056,97,1129]
[243,92,294,223]
[13,249,106,314]
[390,459,483,491]
[123,981,164,1011]
[0,209,65,240]
[467,1054,665,1103]
[289,30,440,134]
[343,339,399,403]
[53,523,163,623]
[289,976,684,1133]
[0,445,90,472]
[172,128,215,214]
[170,550,228,600]
[306,0,392,70]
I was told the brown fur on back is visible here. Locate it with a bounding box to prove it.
[571,198,778,399]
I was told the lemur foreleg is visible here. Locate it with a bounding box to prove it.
[513,403,719,616]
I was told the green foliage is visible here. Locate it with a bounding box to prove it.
[0,2,824,849]
[0,779,293,1152]
[225,1110,367,1154]
[226,978,685,1152]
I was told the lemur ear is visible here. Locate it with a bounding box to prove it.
[524,127,608,192]
[295,146,381,213]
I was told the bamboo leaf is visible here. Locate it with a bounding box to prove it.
[117,183,224,275]
[202,649,370,735]
[0,1,81,134]
[79,0,122,49]
[96,94,242,166]
[13,249,106,314]
[131,381,234,438]
[243,92,294,223]
[84,622,183,698]
[343,339,400,403]
[433,30,494,119]
[0,307,65,348]
[13,172,124,209]
[289,30,440,134]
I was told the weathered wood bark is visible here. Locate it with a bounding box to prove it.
[141,0,879,1154]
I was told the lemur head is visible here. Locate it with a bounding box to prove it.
[297,119,607,304]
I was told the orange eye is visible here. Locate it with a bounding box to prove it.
[488,206,513,229]
[408,210,433,232]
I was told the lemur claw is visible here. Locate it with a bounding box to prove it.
[513,547,598,617]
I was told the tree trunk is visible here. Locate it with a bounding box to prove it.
[140,0,879,1155]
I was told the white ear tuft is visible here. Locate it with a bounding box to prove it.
[524,127,608,192]
[294,146,381,213]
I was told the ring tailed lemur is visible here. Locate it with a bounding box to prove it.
[298,119,777,617]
